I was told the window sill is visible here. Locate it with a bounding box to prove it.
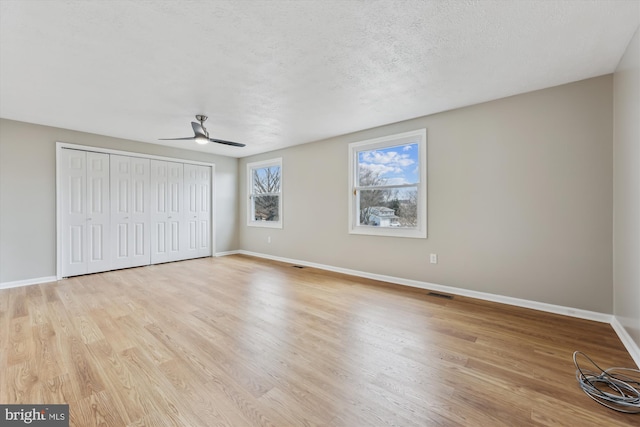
[247,221,283,229]
[349,225,426,239]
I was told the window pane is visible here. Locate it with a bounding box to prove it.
[358,143,419,187]
[254,194,280,221]
[253,166,281,194]
[358,187,417,228]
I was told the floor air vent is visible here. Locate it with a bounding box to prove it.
[292,265,305,269]
[427,291,453,300]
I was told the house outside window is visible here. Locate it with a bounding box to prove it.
[348,129,427,238]
[247,158,282,228]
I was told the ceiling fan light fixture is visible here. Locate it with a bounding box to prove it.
[195,135,209,145]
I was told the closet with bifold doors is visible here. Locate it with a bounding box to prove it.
[58,146,213,278]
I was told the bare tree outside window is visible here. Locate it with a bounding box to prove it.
[251,165,281,221]
[358,167,387,224]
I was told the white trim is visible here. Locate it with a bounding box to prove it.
[56,142,215,166]
[56,145,63,280]
[237,250,613,323]
[0,276,58,290]
[611,316,640,368]
[215,250,241,257]
[56,142,216,279]
[209,163,217,261]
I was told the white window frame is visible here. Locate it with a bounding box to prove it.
[247,157,283,229]
[348,129,427,238]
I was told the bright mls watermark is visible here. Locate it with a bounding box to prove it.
[1,405,68,426]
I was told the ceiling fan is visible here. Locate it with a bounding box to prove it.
[160,115,245,147]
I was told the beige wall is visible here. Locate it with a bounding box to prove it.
[613,27,640,350]
[0,119,239,283]
[239,76,614,313]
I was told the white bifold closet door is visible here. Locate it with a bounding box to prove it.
[110,155,151,270]
[60,149,110,277]
[150,160,185,264]
[59,147,213,277]
[184,164,212,258]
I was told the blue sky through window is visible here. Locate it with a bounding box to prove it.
[358,142,419,185]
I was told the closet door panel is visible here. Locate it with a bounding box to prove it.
[134,223,146,256]
[86,152,110,273]
[111,155,130,267]
[61,149,88,277]
[60,149,110,276]
[111,155,150,269]
[151,160,185,263]
[183,164,212,258]
[150,160,166,263]
[183,164,199,257]
[198,165,212,257]
[198,219,210,256]
[69,225,84,265]
[166,162,184,261]
[130,157,150,266]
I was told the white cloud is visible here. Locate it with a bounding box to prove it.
[360,150,415,168]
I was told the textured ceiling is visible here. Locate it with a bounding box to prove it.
[1,1,638,158]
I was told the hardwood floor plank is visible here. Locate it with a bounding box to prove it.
[3,359,39,403]
[7,316,33,366]
[1,255,637,426]
[73,390,127,427]
[9,287,27,319]
[119,347,208,427]
[32,321,62,382]
[86,339,147,425]
[40,373,74,405]
[64,334,106,399]
[113,315,174,365]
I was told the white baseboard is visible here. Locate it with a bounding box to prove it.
[215,250,241,257]
[611,316,640,369]
[0,276,58,290]
[237,250,613,324]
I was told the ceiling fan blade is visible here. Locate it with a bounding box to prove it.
[209,138,246,147]
[159,137,196,141]
[191,121,207,137]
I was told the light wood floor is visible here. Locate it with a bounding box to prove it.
[1,255,637,426]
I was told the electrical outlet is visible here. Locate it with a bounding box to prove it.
[267,236,271,244]
[430,253,438,264]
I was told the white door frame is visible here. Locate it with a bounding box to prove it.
[56,142,216,280]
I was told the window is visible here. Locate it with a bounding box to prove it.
[348,129,427,238]
[247,158,283,228]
